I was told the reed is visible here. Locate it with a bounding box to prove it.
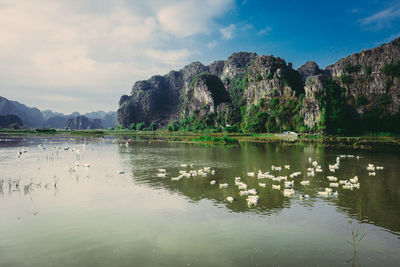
[24,182,33,195]
[15,178,20,190]
[347,219,366,267]
[0,179,4,194]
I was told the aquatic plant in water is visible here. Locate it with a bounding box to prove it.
[347,219,366,267]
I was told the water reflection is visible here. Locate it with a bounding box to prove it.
[1,136,400,266]
[1,136,399,235]
[119,141,400,234]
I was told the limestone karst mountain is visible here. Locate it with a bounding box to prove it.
[118,38,400,134]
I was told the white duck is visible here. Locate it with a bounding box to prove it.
[219,183,229,189]
[226,196,234,202]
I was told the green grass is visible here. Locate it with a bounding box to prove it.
[362,132,399,137]
[192,135,239,145]
[1,129,399,148]
[301,134,322,139]
[71,130,105,135]
[35,128,56,133]
[0,129,57,134]
[249,133,275,137]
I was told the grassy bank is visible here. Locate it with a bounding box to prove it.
[0,129,399,148]
[192,135,239,145]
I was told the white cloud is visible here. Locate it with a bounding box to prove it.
[157,0,233,38]
[257,26,272,36]
[359,4,400,29]
[145,48,194,65]
[207,40,218,49]
[0,0,233,113]
[220,24,236,40]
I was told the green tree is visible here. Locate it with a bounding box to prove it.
[136,122,145,131]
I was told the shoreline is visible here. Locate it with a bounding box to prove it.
[0,129,399,149]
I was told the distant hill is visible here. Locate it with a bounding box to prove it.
[40,109,116,129]
[0,96,44,127]
[81,111,117,128]
[0,114,24,129]
[43,116,68,129]
[41,110,68,121]
[0,96,116,129]
[65,116,103,130]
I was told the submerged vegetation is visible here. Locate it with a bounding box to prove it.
[347,219,366,267]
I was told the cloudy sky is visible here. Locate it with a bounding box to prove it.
[0,0,400,114]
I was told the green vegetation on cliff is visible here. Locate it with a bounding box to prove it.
[241,96,305,133]
[381,60,400,77]
[317,79,400,135]
[344,63,361,73]
[318,79,359,134]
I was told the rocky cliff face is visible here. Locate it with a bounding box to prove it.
[118,38,400,134]
[243,55,303,107]
[326,38,400,115]
[297,61,322,82]
[300,74,326,128]
[181,74,231,118]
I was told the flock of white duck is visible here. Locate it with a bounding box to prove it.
[155,154,384,207]
[12,142,384,208]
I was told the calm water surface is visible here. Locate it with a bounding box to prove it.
[0,136,399,266]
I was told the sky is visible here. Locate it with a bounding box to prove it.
[0,0,400,114]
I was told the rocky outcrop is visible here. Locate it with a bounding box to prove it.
[65,116,103,130]
[181,74,231,118]
[118,71,183,127]
[117,52,280,128]
[300,75,327,128]
[243,55,303,108]
[117,38,400,134]
[297,61,322,82]
[326,38,400,115]
[220,52,258,81]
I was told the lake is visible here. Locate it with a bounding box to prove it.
[0,136,399,266]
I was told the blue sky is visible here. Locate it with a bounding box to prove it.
[0,0,399,113]
[201,0,400,67]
